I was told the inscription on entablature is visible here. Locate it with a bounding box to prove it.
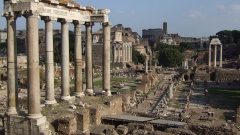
[41,8,68,16]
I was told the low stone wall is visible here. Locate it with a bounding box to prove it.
[194,70,210,81]
[215,69,240,82]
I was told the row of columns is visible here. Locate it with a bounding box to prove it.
[208,44,222,67]
[113,45,132,63]
[4,11,111,118]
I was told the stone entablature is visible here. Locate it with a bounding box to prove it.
[3,0,109,23]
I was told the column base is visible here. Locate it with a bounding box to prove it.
[45,99,57,105]
[102,90,112,96]
[6,107,18,115]
[61,96,75,102]
[85,89,94,96]
[27,113,43,119]
[75,92,85,98]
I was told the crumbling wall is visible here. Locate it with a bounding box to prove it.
[89,107,101,125]
[106,97,122,114]
[76,109,90,133]
[194,70,210,81]
[215,69,240,82]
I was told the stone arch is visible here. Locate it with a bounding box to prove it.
[210,72,215,81]
[184,74,189,81]
[190,73,194,80]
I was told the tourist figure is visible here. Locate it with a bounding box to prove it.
[150,101,153,106]
[204,89,208,97]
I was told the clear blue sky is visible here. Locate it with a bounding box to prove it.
[1,0,240,37]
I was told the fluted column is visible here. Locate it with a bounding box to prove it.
[85,22,94,96]
[208,44,211,67]
[42,16,57,105]
[102,22,111,96]
[214,45,217,67]
[4,12,19,115]
[58,19,71,100]
[73,20,84,97]
[220,45,222,67]
[24,11,42,119]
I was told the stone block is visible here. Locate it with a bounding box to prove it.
[132,129,147,135]
[144,124,154,132]
[127,123,138,132]
[89,107,101,125]
[58,114,77,135]
[31,116,47,126]
[106,129,119,135]
[76,109,89,132]
[116,125,128,135]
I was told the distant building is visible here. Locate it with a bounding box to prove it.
[142,28,162,45]
[0,30,7,43]
[92,24,135,68]
[163,22,167,35]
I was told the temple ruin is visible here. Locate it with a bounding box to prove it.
[2,0,111,134]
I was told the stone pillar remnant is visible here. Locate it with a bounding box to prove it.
[208,44,211,67]
[102,22,111,96]
[220,45,222,67]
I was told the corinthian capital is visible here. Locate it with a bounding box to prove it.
[22,10,39,18]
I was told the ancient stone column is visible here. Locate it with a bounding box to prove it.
[123,45,125,62]
[58,19,71,100]
[4,12,18,115]
[127,46,129,62]
[102,22,111,96]
[169,83,173,99]
[24,11,42,118]
[73,20,84,97]
[118,46,121,62]
[85,22,94,95]
[220,44,222,67]
[42,16,57,105]
[145,56,149,73]
[130,46,132,62]
[208,44,211,67]
[214,45,217,67]
[150,50,152,70]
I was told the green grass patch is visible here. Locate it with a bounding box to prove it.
[94,80,103,87]
[208,88,240,100]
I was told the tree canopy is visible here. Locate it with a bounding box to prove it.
[216,30,240,45]
[132,48,146,64]
[155,43,183,67]
[158,48,183,67]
